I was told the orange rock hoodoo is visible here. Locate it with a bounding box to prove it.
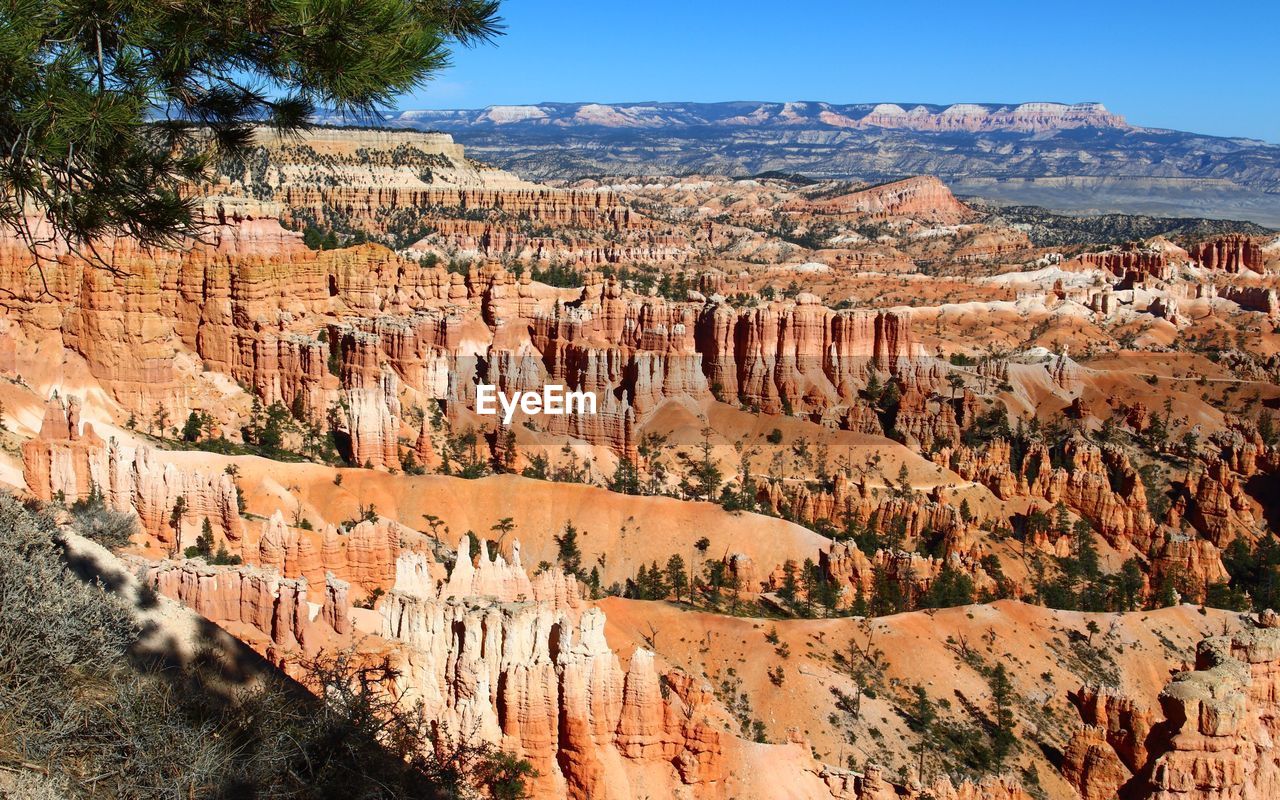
[140,536,733,798]
[23,396,245,547]
[1062,620,1280,800]
[1078,246,1174,284]
[1,223,935,471]
[1187,234,1265,274]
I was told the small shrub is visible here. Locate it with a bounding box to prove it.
[68,485,136,551]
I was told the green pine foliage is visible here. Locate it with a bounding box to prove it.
[609,456,642,494]
[1,0,503,258]
[1218,533,1280,611]
[554,522,583,578]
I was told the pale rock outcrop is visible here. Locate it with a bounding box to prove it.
[377,538,724,799]
[1219,284,1279,318]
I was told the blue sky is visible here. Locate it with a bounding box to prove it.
[404,0,1280,142]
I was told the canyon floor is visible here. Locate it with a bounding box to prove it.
[2,125,1279,799]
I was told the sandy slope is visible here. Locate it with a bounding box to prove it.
[230,463,833,585]
[599,597,1240,795]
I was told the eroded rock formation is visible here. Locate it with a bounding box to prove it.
[23,394,245,547]
[1188,234,1264,274]
[787,176,974,224]
[2,221,938,472]
[1062,620,1280,800]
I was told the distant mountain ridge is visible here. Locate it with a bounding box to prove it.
[386,100,1132,134]
[320,100,1280,226]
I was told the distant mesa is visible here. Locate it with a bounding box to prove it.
[481,104,549,124]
